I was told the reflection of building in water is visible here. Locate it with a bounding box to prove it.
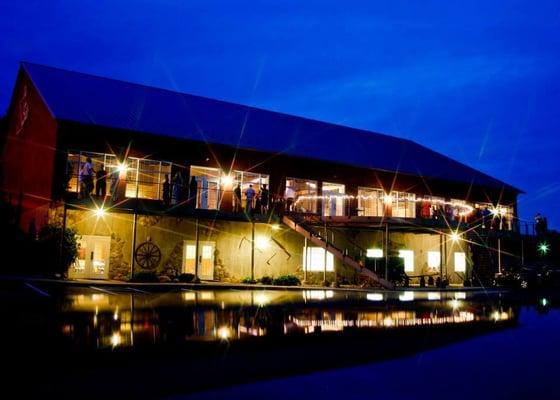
[59,291,518,349]
[285,306,514,334]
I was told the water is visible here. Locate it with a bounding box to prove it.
[0,281,555,399]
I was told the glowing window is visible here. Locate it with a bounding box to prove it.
[427,251,441,270]
[366,248,383,258]
[454,252,466,272]
[399,250,414,272]
[304,247,334,271]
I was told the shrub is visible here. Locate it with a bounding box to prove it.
[259,276,274,285]
[273,275,301,286]
[129,271,159,282]
[178,273,195,283]
[36,224,79,277]
[241,276,256,284]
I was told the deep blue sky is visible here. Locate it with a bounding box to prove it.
[1,1,559,227]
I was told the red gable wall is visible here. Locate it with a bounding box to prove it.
[1,69,58,233]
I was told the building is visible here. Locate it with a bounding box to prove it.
[0,62,523,287]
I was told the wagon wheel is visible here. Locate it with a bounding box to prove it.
[135,241,161,270]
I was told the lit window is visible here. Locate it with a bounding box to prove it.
[304,247,334,271]
[427,251,441,270]
[366,248,383,258]
[454,252,466,272]
[399,250,414,272]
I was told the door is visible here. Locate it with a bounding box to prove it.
[69,235,111,279]
[183,241,215,280]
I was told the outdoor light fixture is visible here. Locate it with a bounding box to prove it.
[94,207,106,218]
[255,235,270,250]
[383,194,393,204]
[117,162,128,174]
[221,174,234,186]
[538,242,550,255]
[450,232,461,242]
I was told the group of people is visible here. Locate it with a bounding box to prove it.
[233,183,269,215]
[161,172,196,206]
[76,157,119,200]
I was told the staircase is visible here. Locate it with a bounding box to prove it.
[282,214,394,290]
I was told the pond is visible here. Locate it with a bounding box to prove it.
[0,282,553,399]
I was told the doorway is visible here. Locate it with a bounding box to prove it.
[183,241,215,280]
[69,235,111,279]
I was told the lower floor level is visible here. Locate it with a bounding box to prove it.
[49,206,484,286]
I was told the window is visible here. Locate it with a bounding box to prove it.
[358,187,385,217]
[66,151,172,200]
[303,247,334,271]
[392,192,416,218]
[190,166,221,209]
[366,248,383,258]
[285,177,318,213]
[454,252,466,272]
[399,250,414,272]
[427,251,441,270]
[322,182,345,217]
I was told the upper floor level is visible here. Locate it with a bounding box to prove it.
[65,149,518,233]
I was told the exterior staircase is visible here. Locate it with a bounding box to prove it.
[282,214,394,290]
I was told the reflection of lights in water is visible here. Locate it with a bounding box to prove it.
[399,291,414,302]
[383,317,394,327]
[455,292,467,300]
[271,224,281,231]
[200,292,214,300]
[450,299,462,310]
[428,292,441,300]
[254,293,270,307]
[93,315,98,327]
[111,332,121,347]
[113,306,119,321]
[492,311,509,321]
[366,293,383,301]
[304,290,334,300]
[217,326,231,340]
[182,292,196,301]
[91,294,106,302]
[541,298,548,307]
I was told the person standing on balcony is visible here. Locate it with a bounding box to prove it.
[245,184,255,215]
[162,174,171,206]
[233,183,242,212]
[109,165,120,202]
[95,165,106,197]
[188,176,198,208]
[260,184,269,214]
[78,157,94,199]
[171,171,184,205]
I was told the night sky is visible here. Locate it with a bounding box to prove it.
[1,1,559,227]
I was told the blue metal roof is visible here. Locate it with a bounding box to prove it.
[22,62,519,192]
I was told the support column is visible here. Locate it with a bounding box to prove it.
[251,221,255,281]
[194,218,200,281]
[130,213,138,279]
[304,237,308,283]
[384,223,389,280]
[498,238,502,274]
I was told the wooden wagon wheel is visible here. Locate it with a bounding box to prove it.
[134,241,161,270]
